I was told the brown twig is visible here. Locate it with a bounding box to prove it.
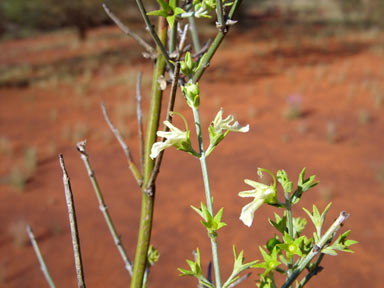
[26,225,56,288]
[102,3,156,59]
[136,72,145,172]
[76,141,133,276]
[101,102,143,186]
[59,154,86,288]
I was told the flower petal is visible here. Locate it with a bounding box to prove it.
[150,141,172,159]
[238,189,258,198]
[244,179,270,190]
[239,199,264,227]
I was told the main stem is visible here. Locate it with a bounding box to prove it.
[192,107,222,288]
[131,16,168,288]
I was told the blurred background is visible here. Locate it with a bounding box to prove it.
[1,0,384,287]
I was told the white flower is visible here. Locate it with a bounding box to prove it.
[239,179,277,227]
[150,120,192,159]
[206,108,249,156]
[212,108,249,134]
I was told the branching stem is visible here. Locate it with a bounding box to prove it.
[101,102,143,186]
[102,3,156,58]
[282,211,350,288]
[76,141,133,276]
[192,0,242,83]
[135,0,174,70]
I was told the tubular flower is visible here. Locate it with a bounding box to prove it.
[150,120,194,159]
[239,173,278,227]
[207,108,249,156]
[211,108,250,134]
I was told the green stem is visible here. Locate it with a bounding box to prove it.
[282,211,349,288]
[131,15,168,288]
[188,16,201,52]
[192,0,242,83]
[215,0,225,30]
[168,0,178,55]
[285,192,294,277]
[169,21,177,55]
[192,107,222,288]
[296,253,325,288]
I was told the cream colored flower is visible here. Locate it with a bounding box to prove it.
[212,108,250,134]
[150,120,193,159]
[239,179,277,227]
[206,108,249,156]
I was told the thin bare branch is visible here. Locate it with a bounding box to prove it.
[192,38,212,59]
[59,154,86,288]
[227,273,251,288]
[136,72,145,172]
[27,225,56,288]
[135,0,174,71]
[101,102,143,186]
[76,141,133,276]
[178,24,190,58]
[147,61,181,188]
[102,3,156,59]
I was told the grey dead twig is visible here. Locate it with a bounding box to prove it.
[102,3,156,59]
[101,102,143,186]
[26,224,56,288]
[59,154,86,288]
[76,141,133,276]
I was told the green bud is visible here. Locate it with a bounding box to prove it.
[266,236,281,253]
[181,82,200,108]
[180,52,196,77]
[147,245,160,266]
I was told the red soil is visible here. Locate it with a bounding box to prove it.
[1,23,384,287]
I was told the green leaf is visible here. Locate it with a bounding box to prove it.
[223,246,258,288]
[253,247,281,275]
[278,232,304,259]
[191,203,226,236]
[303,203,332,241]
[266,236,281,253]
[321,247,338,256]
[178,249,203,277]
[292,217,307,236]
[323,230,358,255]
[291,168,318,204]
[174,7,185,15]
[268,213,287,234]
[147,245,160,265]
[147,9,169,17]
[277,170,292,193]
[157,0,170,10]
[257,274,278,288]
